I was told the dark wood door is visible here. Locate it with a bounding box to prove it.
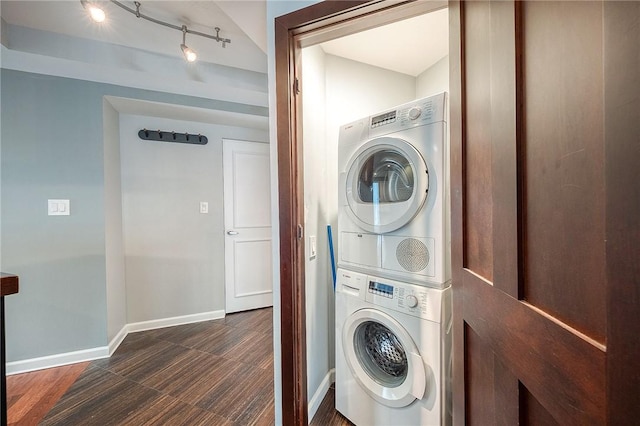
[449,1,639,424]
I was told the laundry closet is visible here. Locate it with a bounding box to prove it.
[298,7,451,422]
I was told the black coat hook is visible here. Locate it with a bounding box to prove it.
[138,129,208,145]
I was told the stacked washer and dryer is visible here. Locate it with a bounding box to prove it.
[335,93,452,425]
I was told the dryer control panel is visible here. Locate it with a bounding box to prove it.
[368,92,447,138]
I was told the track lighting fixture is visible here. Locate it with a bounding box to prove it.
[180,25,197,63]
[81,0,106,23]
[80,0,232,62]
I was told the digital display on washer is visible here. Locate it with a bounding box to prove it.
[371,111,396,128]
[368,281,394,298]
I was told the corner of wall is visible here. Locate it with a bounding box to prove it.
[308,369,335,423]
[103,98,127,343]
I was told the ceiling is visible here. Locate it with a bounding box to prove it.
[1,1,448,77]
[320,8,449,77]
[0,1,268,73]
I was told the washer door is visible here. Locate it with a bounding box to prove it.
[342,308,428,408]
[344,137,429,234]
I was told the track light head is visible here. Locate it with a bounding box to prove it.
[89,6,106,22]
[80,1,230,60]
[81,0,106,23]
[181,44,197,62]
[181,25,197,62]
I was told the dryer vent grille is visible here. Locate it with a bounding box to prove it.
[396,238,430,272]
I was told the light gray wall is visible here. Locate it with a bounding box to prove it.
[104,99,126,343]
[302,45,333,412]
[325,54,417,128]
[301,49,418,416]
[417,55,449,99]
[1,71,109,360]
[120,114,267,322]
[0,69,268,362]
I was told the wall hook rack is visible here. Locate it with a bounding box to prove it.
[138,129,208,145]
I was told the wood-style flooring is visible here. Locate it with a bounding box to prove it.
[7,362,89,425]
[7,307,352,425]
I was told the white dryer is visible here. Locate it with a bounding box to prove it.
[338,93,450,288]
[335,269,452,426]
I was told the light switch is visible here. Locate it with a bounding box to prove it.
[309,235,317,259]
[48,199,70,216]
[200,201,209,214]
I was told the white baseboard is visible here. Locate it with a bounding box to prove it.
[108,325,129,356]
[308,368,336,424]
[7,309,226,375]
[126,309,225,334]
[6,346,109,375]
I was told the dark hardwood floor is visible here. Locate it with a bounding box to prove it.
[7,307,351,425]
[310,385,353,426]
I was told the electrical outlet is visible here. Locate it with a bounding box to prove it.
[200,201,209,214]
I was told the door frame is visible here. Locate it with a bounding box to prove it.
[275,1,446,424]
[276,1,639,424]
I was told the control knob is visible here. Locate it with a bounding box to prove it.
[406,294,419,308]
[408,107,422,120]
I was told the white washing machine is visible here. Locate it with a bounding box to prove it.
[338,93,450,288]
[335,268,452,426]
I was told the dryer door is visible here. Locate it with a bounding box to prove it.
[344,138,428,233]
[342,308,428,408]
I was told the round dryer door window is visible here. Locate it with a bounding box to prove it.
[345,138,428,234]
[343,308,428,408]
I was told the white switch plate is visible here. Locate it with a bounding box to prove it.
[309,235,317,259]
[200,201,209,214]
[48,199,70,216]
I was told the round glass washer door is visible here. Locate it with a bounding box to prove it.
[343,308,428,408]
[345,137,428,234]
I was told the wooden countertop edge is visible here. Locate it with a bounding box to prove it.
[1,273,19,297]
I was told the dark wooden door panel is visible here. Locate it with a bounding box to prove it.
[465,325,519,426]
[451,1,615,424]
[462,0,494,283]
[463,272,605,424]
[522,0,606,343]
[520,384,559,426]
[603,2,640,422]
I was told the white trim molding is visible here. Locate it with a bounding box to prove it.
[6,347,109,375]
[7,309,226,375]
[308,368,336,423]
[126,310,225,334]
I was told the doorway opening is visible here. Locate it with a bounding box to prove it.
[275,1,448,423]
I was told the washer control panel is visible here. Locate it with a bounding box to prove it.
[368,280,394,298]
[365,276,446,323]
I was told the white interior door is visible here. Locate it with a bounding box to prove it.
[223,139,273,313]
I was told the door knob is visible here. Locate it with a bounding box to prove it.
[227,231,239,235]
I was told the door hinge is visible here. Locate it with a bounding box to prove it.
[297,224,304,240]
[293,77,300,95]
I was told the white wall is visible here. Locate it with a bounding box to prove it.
[417,55,450,99]
[119,114,268,322]
[302,49,419,420]
[325,54,417,131]
[104,99,127,343]
[302,45,333,418]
